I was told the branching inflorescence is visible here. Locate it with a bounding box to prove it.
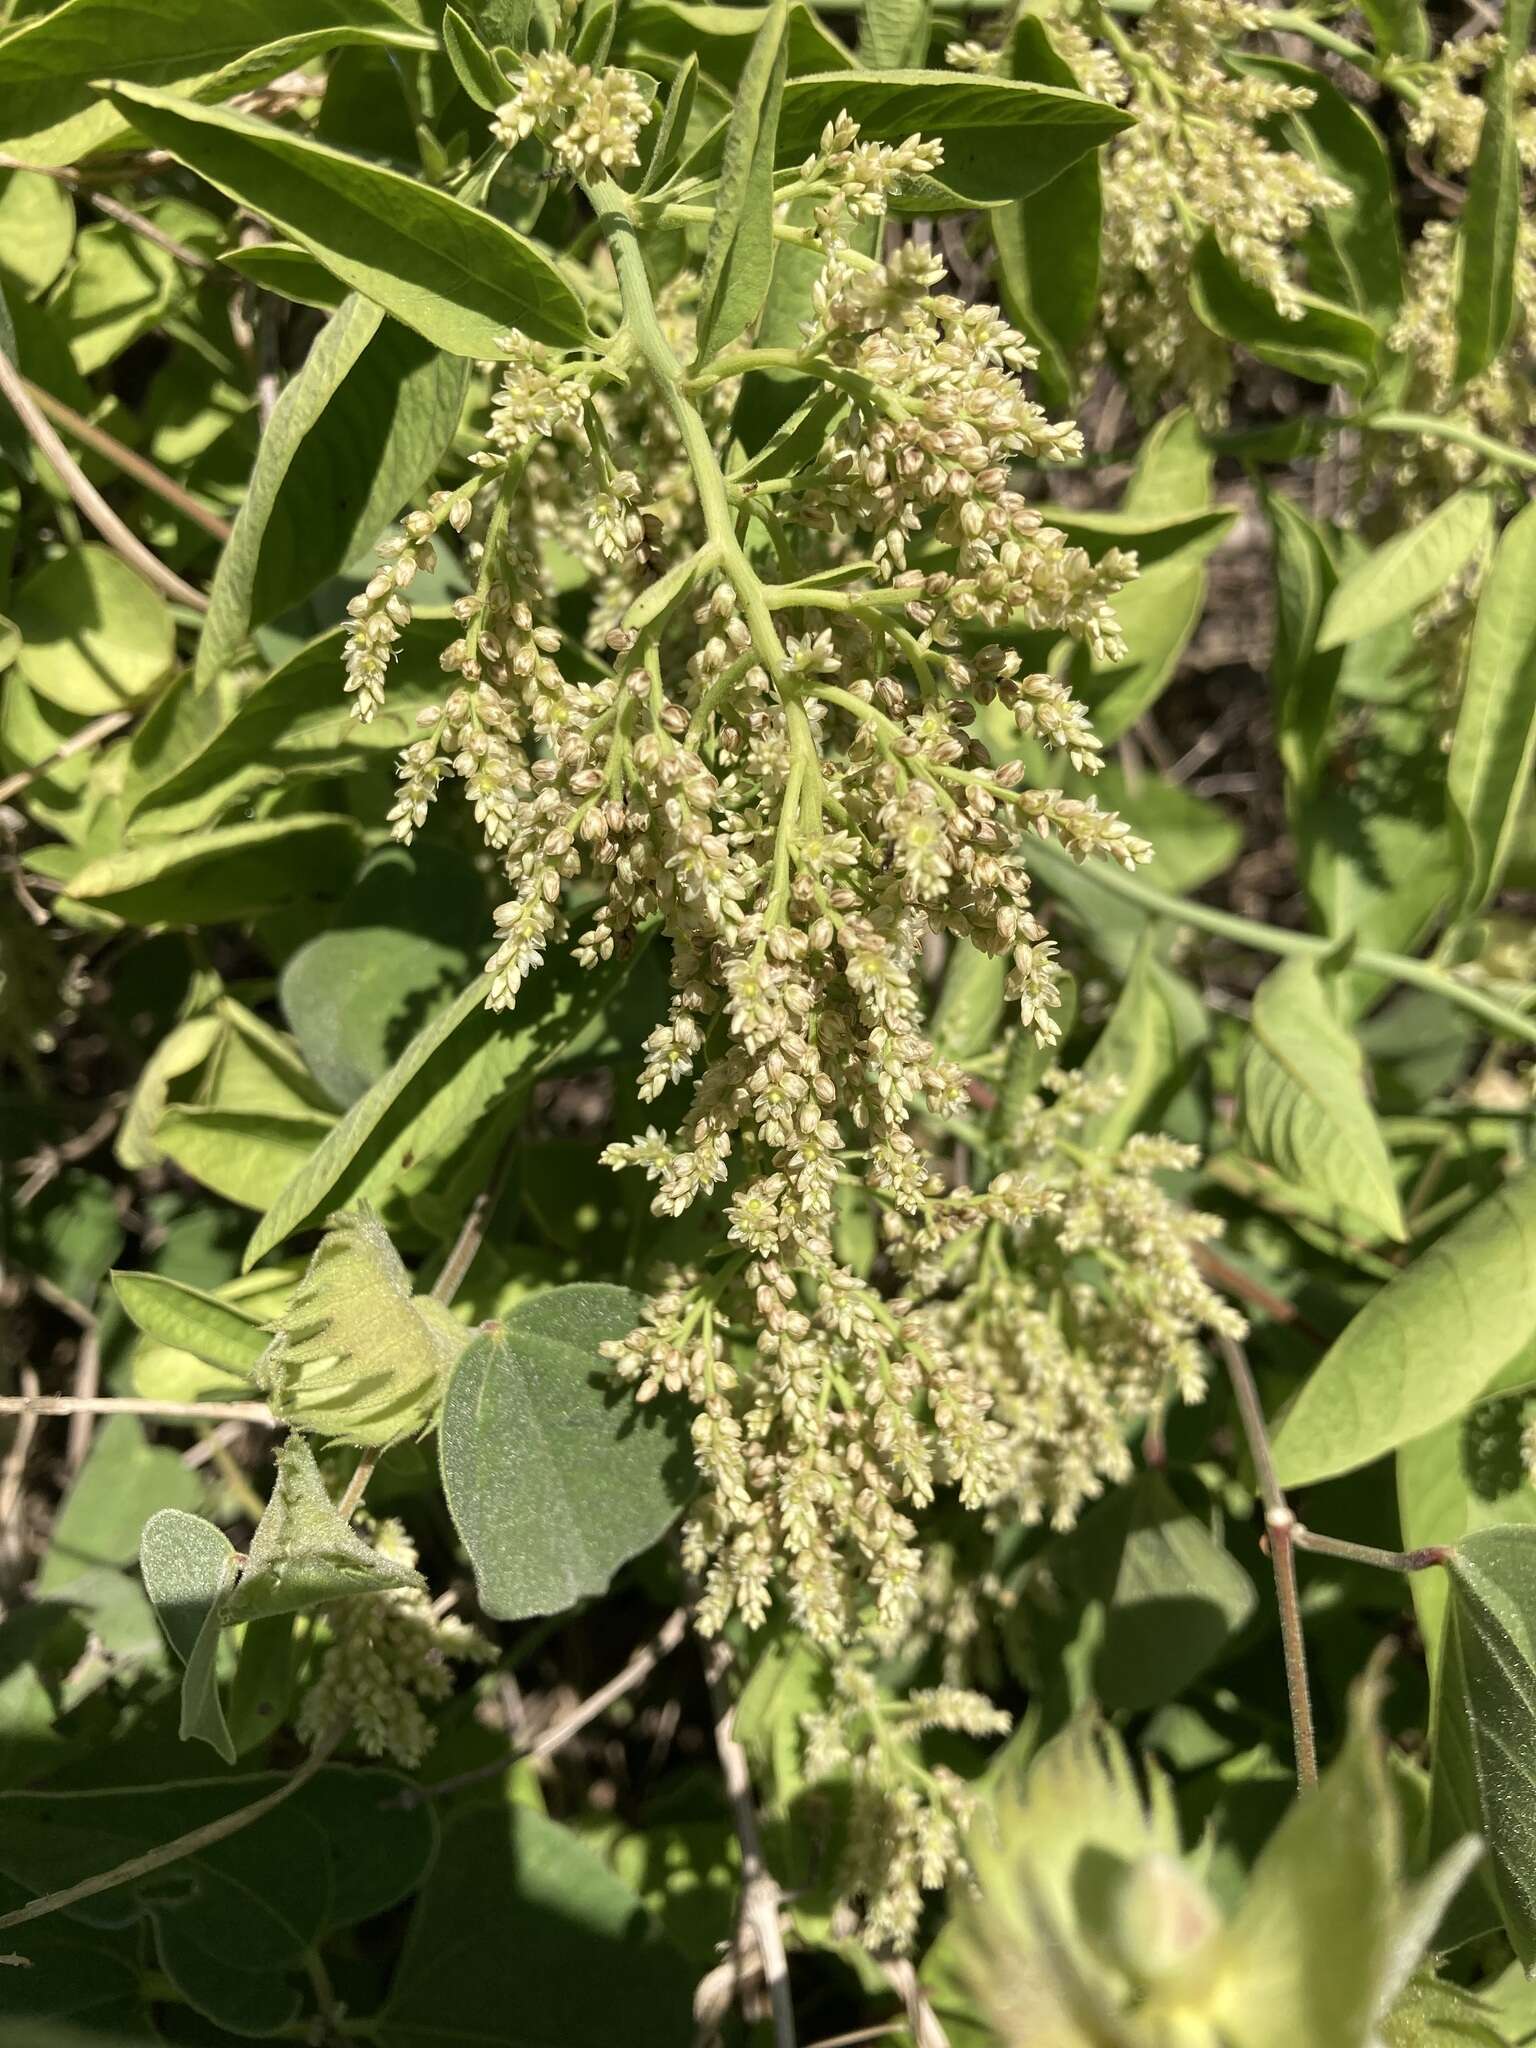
[341,76,1239,1662]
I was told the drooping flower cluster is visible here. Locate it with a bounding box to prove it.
[802,1661,1011,1951]
[1381,35,1536,504]
[342,93,1237,1653]
[608,1072,1240,1648]
[952,0,1348,419]
[296,1519,495,1767]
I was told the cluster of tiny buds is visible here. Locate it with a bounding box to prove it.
[492,51,653,176]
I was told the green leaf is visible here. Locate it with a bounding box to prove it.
[930,939,1007,1065]
[1272,1166,1536,1487]
[1238,955,1406,1242]
[693,0,789,365]
[37,1416,202,1600]
[1429,1526,1536,1963]
[1357,0,1428,59]
[620,1,852,91]
[279,844,487,1107]
[245,934,647,1269]
[636,51,699,197]
[217,237,349,309]
[1240,55,1402,323]
[377,1805,695,2048]
[111,1269,268,1378]
[1267,490,1343,804]
[442,4,507,109]
[859,0,930,72]
[1448,501,1536,918]
[257,1205,470,1446]
[129,628,445,834]
[1025,1474,1257,1713]
[67,813,361,924]
[155,1105,335,1212]
[0,0,428,166]
[105,82,590,355]
[1073,410,1217,744]
[10,545,174,716]
[1453,0,1536,385]
[440,1284,690,1620]
[223,1435,424,1623]
[197,297,468,686]
[139,1509,239,1763]
[1190,232,1379,387]
[683,71,1133,213]
[992,17,1101,400]
[1398,1345,1536,1666]
[1318,492,1494,651]
[1079,934,1208,1151]
[0,168,74,296]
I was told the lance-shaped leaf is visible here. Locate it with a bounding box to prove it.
[441,1284,691,1620]
[0,0,428,166]
[140,1509,240,1763]
[1272,1166,1536,1487]
[223,1436,423,1624]
[681,70,1133,213]
[1429,1527,1536,1964]
[1318,490,1494,652]
[1453,0,1536,385]
[693,0,788,364]
[257,1206,470,1447]
[1448,500,1536,917]
[196,295,469,686]
[112,1270,268,1379]
[105,82,590,355]
[1238,955,1405,1242]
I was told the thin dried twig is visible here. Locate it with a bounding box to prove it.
[0,346,209,611]
[1217,1332,1317,1789]
[0,1729,342,1943]
[23,380,232,539]
[0,156,216,273]
[0,1394,276,1425]
[882,1959,949,2048]
[0,712,134,808]
[415,1605,690,1804]
[701,1632,798,2048]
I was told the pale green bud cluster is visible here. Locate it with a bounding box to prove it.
[492,52,653,176]
[295,1519,495,1767]
[802,1661,1011,1951]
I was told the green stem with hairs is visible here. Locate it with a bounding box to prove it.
[582,173,823,834]
[1026,839,1536,1049]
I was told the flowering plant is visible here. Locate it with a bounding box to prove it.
[3,0,1536,2041]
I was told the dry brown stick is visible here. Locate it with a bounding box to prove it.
[431,1137,518,1305]
[0,1729,341,1944]
[0,1367,41,1595]
[0,345,209,612]
[0,710,133,808]
[415,1605,690,1804]
[701,1633,798,2048]
[64,1318,102,1480]
[0,1394,275,1425]
[1217,1332,1318,1789]
[881,1960,949,2048]
[23,380,232,539]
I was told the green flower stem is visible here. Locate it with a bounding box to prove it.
[1262,8,1424,101]
[1347,409,1536,480]
[658,199,881,273]
[584,173,823,832]
[1291,1527,1451,1573]
[1025,839,1536,1049]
